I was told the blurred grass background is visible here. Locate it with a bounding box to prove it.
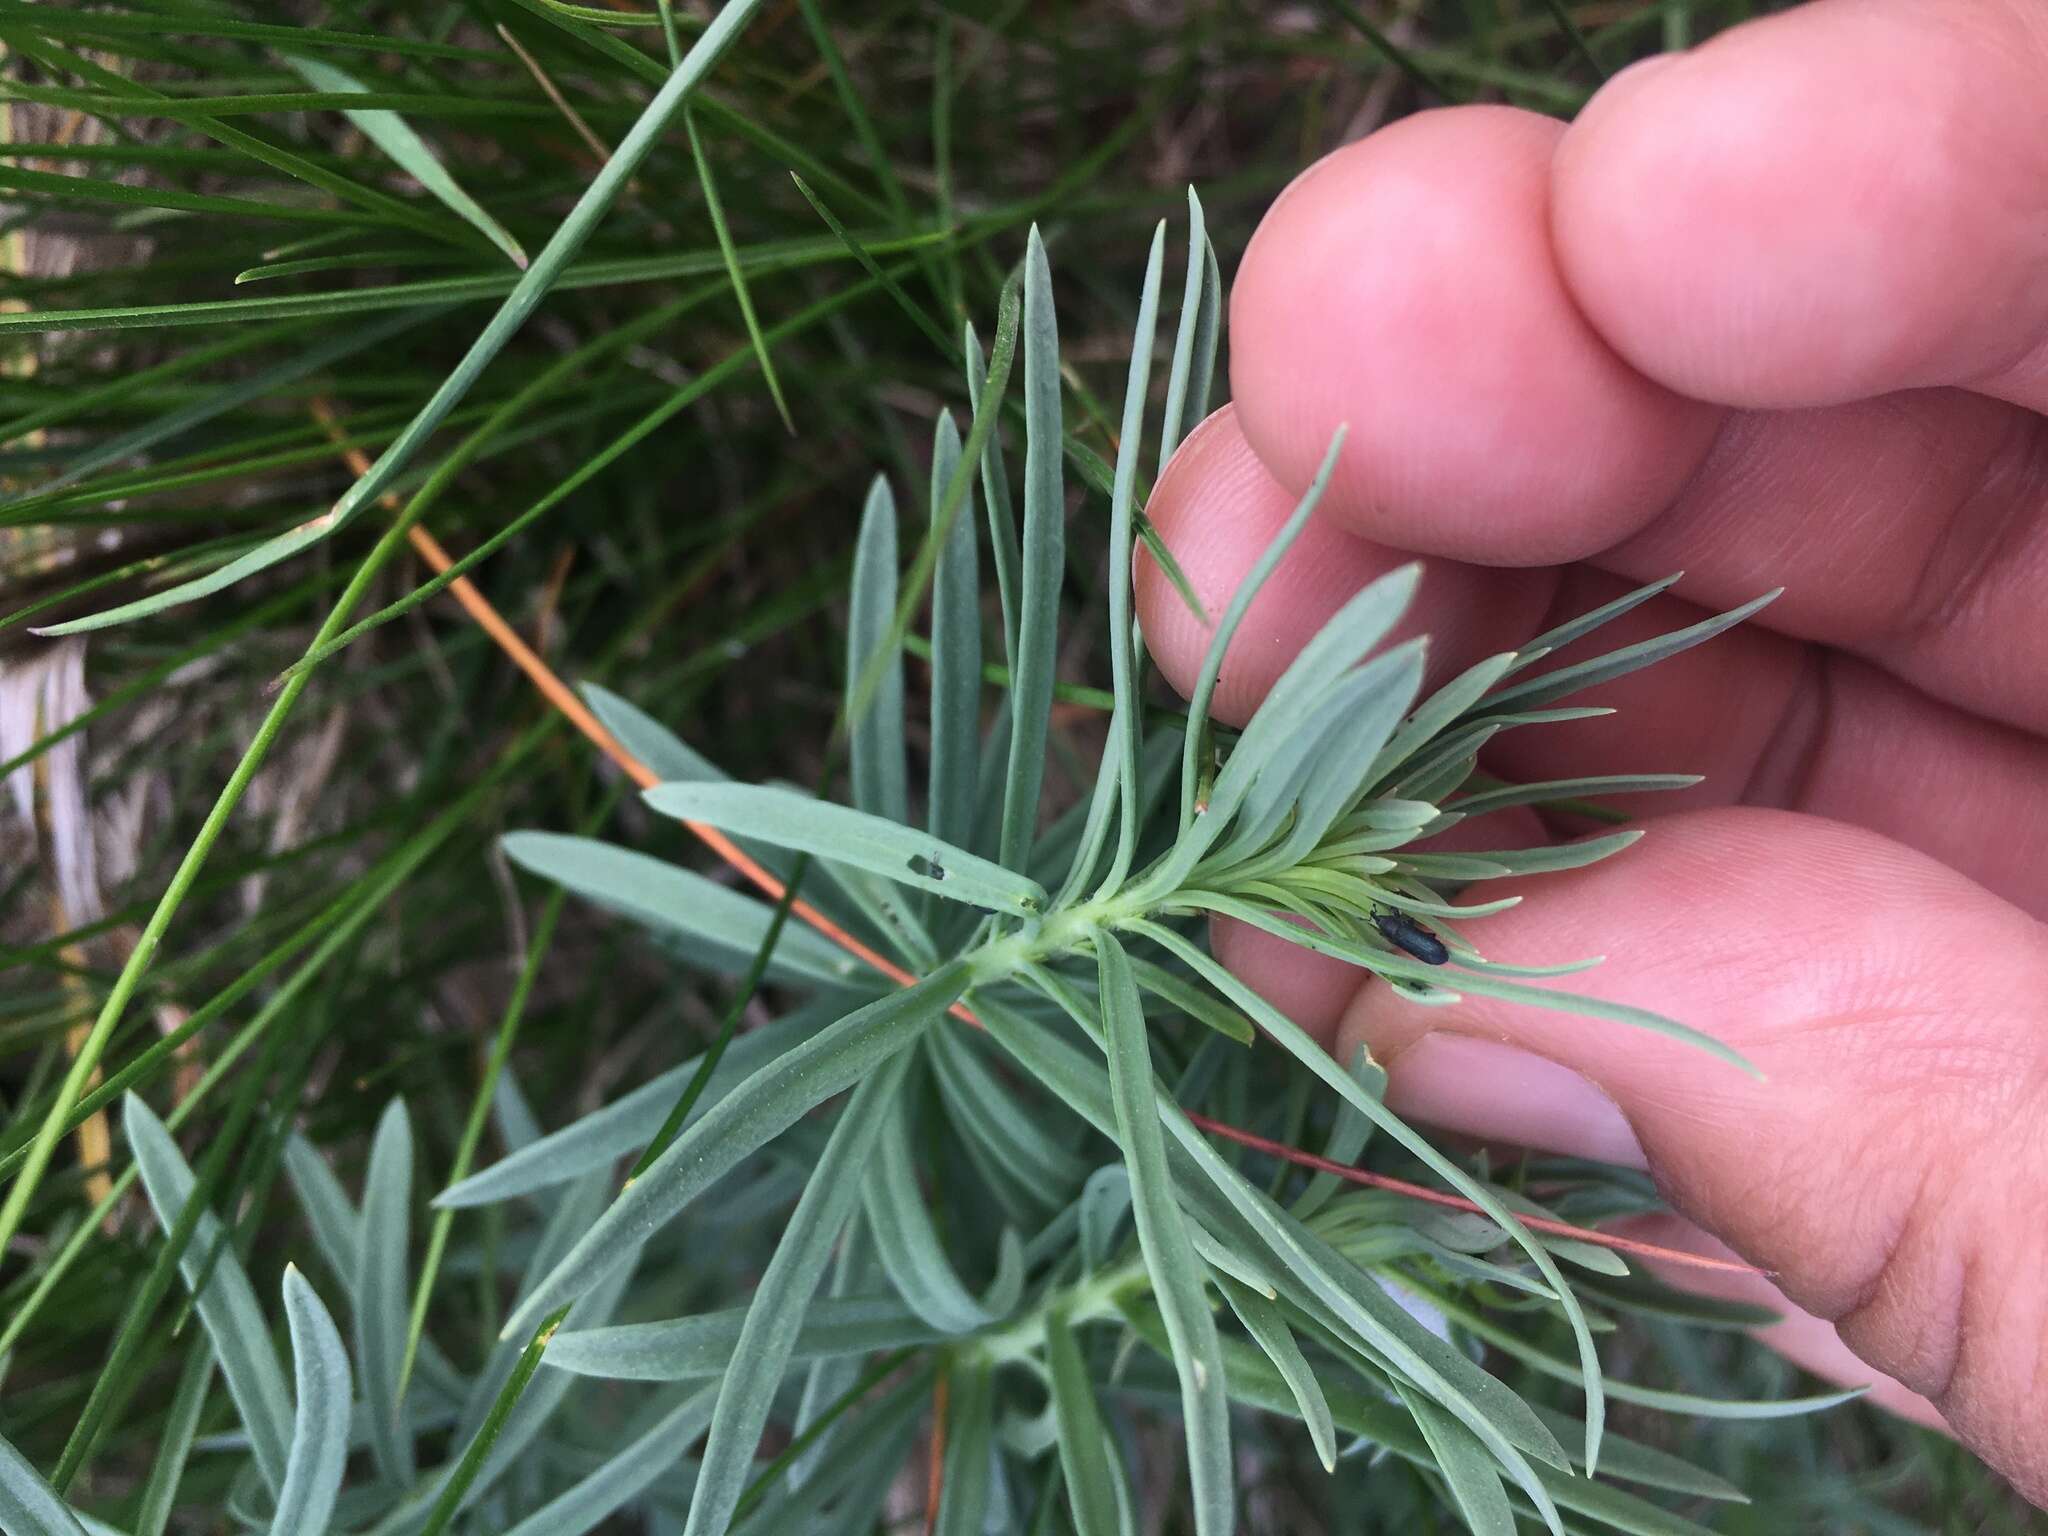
[0,1,2034,1529]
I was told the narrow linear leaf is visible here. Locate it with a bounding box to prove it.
[354,1099,416,1485]
[1448,774,1702,819]
[644,784,1047,915]
[270,1268,351,1536]
[501,1387,718,1536]
[1097,934,1232,1535]
[546,1295,942,1381]
[1215,1276,1335,1471]
[848,476,910,824]
[0,1432,86,1536]
[125,1094,293,1495]
[501,964,967,1339]
[1099,222,1167,889]
[927,410,981,857]
[1046,1305,1124,1536]
[1480,589,1781,716]
[501,831,870,987]
[1177,429,1346,830]
[280,53,526,267]
[933,1359,996,1536]
[999,226,1065,872]
[43,0,769,630]
[436,1002,828,1208]
[683,1053,915,1536]
[861,1084,1000,1333]
[1395,1382,1516,1536]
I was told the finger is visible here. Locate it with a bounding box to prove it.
[1553,0,2048,413]
[1229,106,1720,567]
[1136,420,2048,916]
[1228,104,2048,732]
[1134,404,1553,725]
[1327,807,2048,1498]
[1614,1214,1949,1432]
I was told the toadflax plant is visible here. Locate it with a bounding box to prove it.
[0,201,1829,1536]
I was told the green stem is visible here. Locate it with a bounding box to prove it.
[0,505,431,1266]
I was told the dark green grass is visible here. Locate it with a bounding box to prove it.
[0,1,2029,1530]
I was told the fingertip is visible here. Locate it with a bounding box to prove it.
[1137,404,1416,724]
[1553,2,2048,407]
[1230,106,1719,564]
[1138,407,1557,721]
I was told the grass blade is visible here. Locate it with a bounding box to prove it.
[644,783,1047,915]
[42,0,769,631]
[270,1268,352,1536]
[279,53,527,267]
[500,963,968,1338]
[683,104,793,430]
[1097,933,1232,1535]
[353,1098,416,1485]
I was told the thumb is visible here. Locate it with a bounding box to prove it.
[1327,807,2048,1503]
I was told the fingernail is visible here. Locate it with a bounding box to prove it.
[1387,1034,1647,1170]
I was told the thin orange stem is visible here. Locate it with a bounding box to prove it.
[1181,1115,1762,1277]
[924,1370,949,1535]
[325,413,1756,1279]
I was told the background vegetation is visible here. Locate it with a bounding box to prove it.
[0,1,2030,1530]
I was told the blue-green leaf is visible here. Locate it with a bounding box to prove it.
[1046,1305,1123,1536]
[1177,430,1346,830]
[501,831,872,988]
[928,411,982,862]
[998,227,1065,872]
[644,784,1047,915]
[501,964,968,1338]
[683,1052,914,1536]
[0,1428,87,1536]
[270,1268,351,1536]
[353,1098,415,1486]
[125,1094,293,1495]
[1096,933,1231,1535]
[860,1082,1006,1333]
[546,1294,939,1381]
[436,1002,830,1208]
[501,1387,718,1536]
[848,475,910,823]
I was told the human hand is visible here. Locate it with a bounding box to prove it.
[1136,0,2048,1504]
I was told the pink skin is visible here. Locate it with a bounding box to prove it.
[1136,0,2048,1503]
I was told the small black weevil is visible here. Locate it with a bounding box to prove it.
[1372,910,1449,966]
